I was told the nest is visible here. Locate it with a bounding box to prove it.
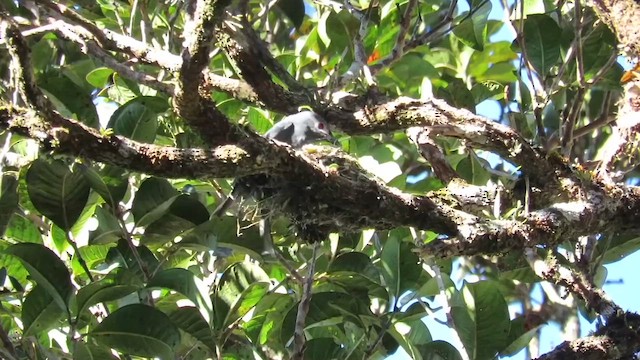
[235,145,384,242]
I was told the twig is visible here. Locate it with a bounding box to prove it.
[65,232,95,283]
[523,247,620,318]
[0,323,16,360]
[407,127,458,183]
[574,0,585,87]
[391,0,419,61]
[292,242,318,360]
[44,20,174,94]
[272,247,305,284]
[561,87,585,156]
[572,92,614,139]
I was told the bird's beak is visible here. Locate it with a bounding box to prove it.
[325,132,339,146]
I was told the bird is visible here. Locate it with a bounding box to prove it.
[213,111,336,218]
[263,110,336,147]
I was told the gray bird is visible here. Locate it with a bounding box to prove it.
[213,111,336,218]
[264,111,336,147]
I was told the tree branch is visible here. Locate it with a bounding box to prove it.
[175,0,237,145]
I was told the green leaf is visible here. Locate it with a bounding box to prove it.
[275,0,305,28]
[88,206,124,244]
[420,340,464,360]
[379,230,424,303]
[500,315,543,356]
[243,293,294,348]
[106,239,159,283]
[107,96,168,143]
[4,215,42,243]
[452,2,492,51]
[380,234,401,301]
[38,70,99,128]
[90,304,181,359]
[26,160,91,231]
[0,174,19,235]
[73,341,119,360]
[281,292,372,344]
[216,261,270,328]
[389,318,433,359]
[80,165,128,207]
[22,285,65,336]
[522,14,561,77]
[247,107,273,134]
[4,243,73,311]
[75,279,138,316]
[148,268,213,322]
[167,306,216,351]
[131,177,179,227]
[304,338,343,360]
[599,233,640,264]
[86,67,115,88]
[451,281,511,360]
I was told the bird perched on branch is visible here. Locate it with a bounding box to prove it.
[213,111,336,217]
[264,110,335,147]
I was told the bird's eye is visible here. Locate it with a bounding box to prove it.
[317,122,325,130]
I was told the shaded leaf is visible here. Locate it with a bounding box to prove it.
[91,304,181,359]
[107,96,168,143]
[453,2,492,51]
[276,0,305,28]
[22,285,65,336]
[131,177,179,227]
[4,243,73,311]
[26,160,90,231]
[0,174,19,235]
[522,14,561,77]
[148,268,213,322]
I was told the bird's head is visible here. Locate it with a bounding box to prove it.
[300,111,337,145]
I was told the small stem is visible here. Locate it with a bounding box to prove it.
[292,242,318,360]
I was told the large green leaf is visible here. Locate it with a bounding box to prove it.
[421,340,464,360]
[167,306,216,351]
[0,174,18,235]
[131,177,179,227]
[38,70,99,128]
[80,165,128,207]
[90,304,181,359]
[453,1,492,51]
[148,268,213,322]
[73,341,119,360]
[275,0,305,28]
[4,215,42,243]
[500,315,544,356]
[243,293,294,349]
[216,261,270,328]
[107,96,167,143]
[22,285,65,336]
[75,279,138,316]
[4,243,73,311]
[451,281,511,360]
[26,160,91,231]
[88,206,124,244]
[521,14,561,77]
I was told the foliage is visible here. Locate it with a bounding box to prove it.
[0,0,637,359]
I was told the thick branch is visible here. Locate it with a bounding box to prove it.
[217,28,314,113]
[536,312,640,360]
[0,106,273,178]
[326,96,564,185]
[175,0,236,145]
[592,0,640,57]
[420,185,640,258]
